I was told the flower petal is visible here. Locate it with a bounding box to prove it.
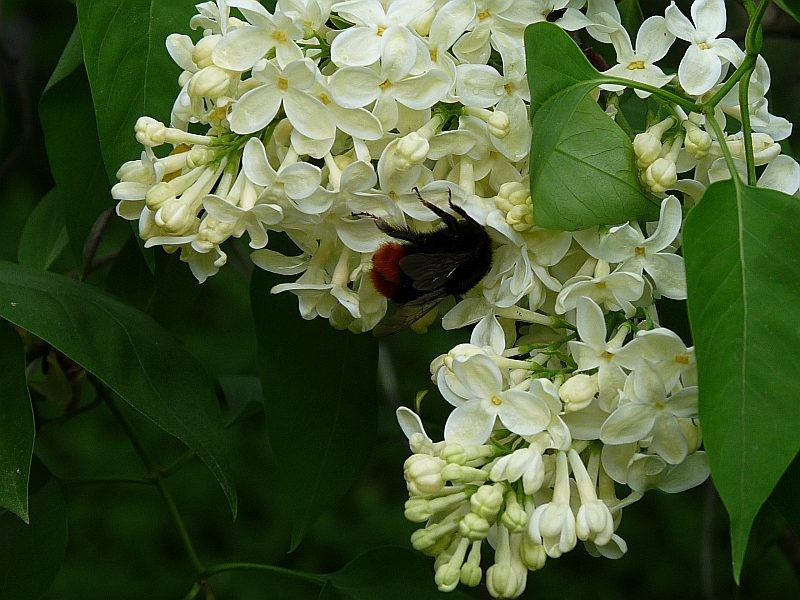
[600,403,656,444]
[678,44,722,96]
[497,389,552,436]
[229,84,281,134]
[444,401,496,445]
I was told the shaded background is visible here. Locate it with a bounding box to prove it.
[1,0,799,598]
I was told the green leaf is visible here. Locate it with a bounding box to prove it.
[251,269,378,550]
[0,321,35,523]
[617,0,644,37]
[0,480,68,600]
[683,180,800,582]
[774,0,800,23]
[218,375,264,426]
[17,189,70,271]
[0,260,237,518]
[529,88,658,230]
[39,27,112,270]
[525,21,601,110]
[76,0,197,179]
[524,22,657,229]
[326,547,473,600]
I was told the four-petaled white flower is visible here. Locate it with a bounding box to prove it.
[665,0,744,96]
[601,15,675,98]
[439,354,556,445]
[600,363,699,464]
[598,195,687,299]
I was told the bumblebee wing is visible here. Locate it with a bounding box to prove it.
[373,289,448,337]
[398,252,472,292]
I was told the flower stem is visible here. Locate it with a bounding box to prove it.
[93,376,206,577]
[201,562,327,585]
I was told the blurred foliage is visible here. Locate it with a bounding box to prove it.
[0,0,799,598]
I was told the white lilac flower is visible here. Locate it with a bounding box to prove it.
[229,58,335,138]
[601,15,675,97]
[212,2,304,70]
[597,195,687,300]
[438,354,556,445]
[568,297,631,407]
[556,260,645,318]
[664,0,744,96]
[600,363,698,464]
[330,0,434,70]
[328,63,450,131]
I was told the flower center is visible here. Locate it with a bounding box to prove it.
[602,351,615,360]
[272,31,287,42]
[504,82,515,95]
[478,10,491,20]
[376,26,386,36]
[676,354,690,364]
[277,77,289,91]
[698,41,710,50]
[318,92,332,105]
[379,79,392,90]
[430,48,438,62]
[627,60,646,70]
[491,394,503,406]
[634,246,646,256]
[594,281,606,289]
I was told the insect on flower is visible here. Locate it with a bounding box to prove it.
[356,189,493,336]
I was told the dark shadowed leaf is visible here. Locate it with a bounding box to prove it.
[18,189,69,271]
[0,481,67,600]
[251,269,378,550]
[684,180,800,581]
[774,0,800,23]
[0,321,34,522]
[327,547,473,600]
[0,260,237,517]
[77,0,197,179]
[39,27,111,270]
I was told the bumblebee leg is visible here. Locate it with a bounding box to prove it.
[412,187,459,229]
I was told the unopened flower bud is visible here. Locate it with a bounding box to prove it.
[116,158,153,184]
[189,65,231,99]
[683,121,712,159]
[486,563,519,599]
[435,561,462,592]
[404,497,432,522]
[404,454,446,495]
[644,157,678,193]
[501,496,528,533]
[459,512,490,540]
[198,215,232,245]
[145,182,176,210]
[442,463,488,484]
[487,110,510,138]
[187,146,214,168]
[559,373,598,412]
[470,484,504,519]
[520,536,547,571]
[633,132,662,168]
[135,116,167,147]
[395,132,430,170]
[408,432,435,455]
[155,200,195,234]
[193,34,221,68]
[460,560,482,587]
